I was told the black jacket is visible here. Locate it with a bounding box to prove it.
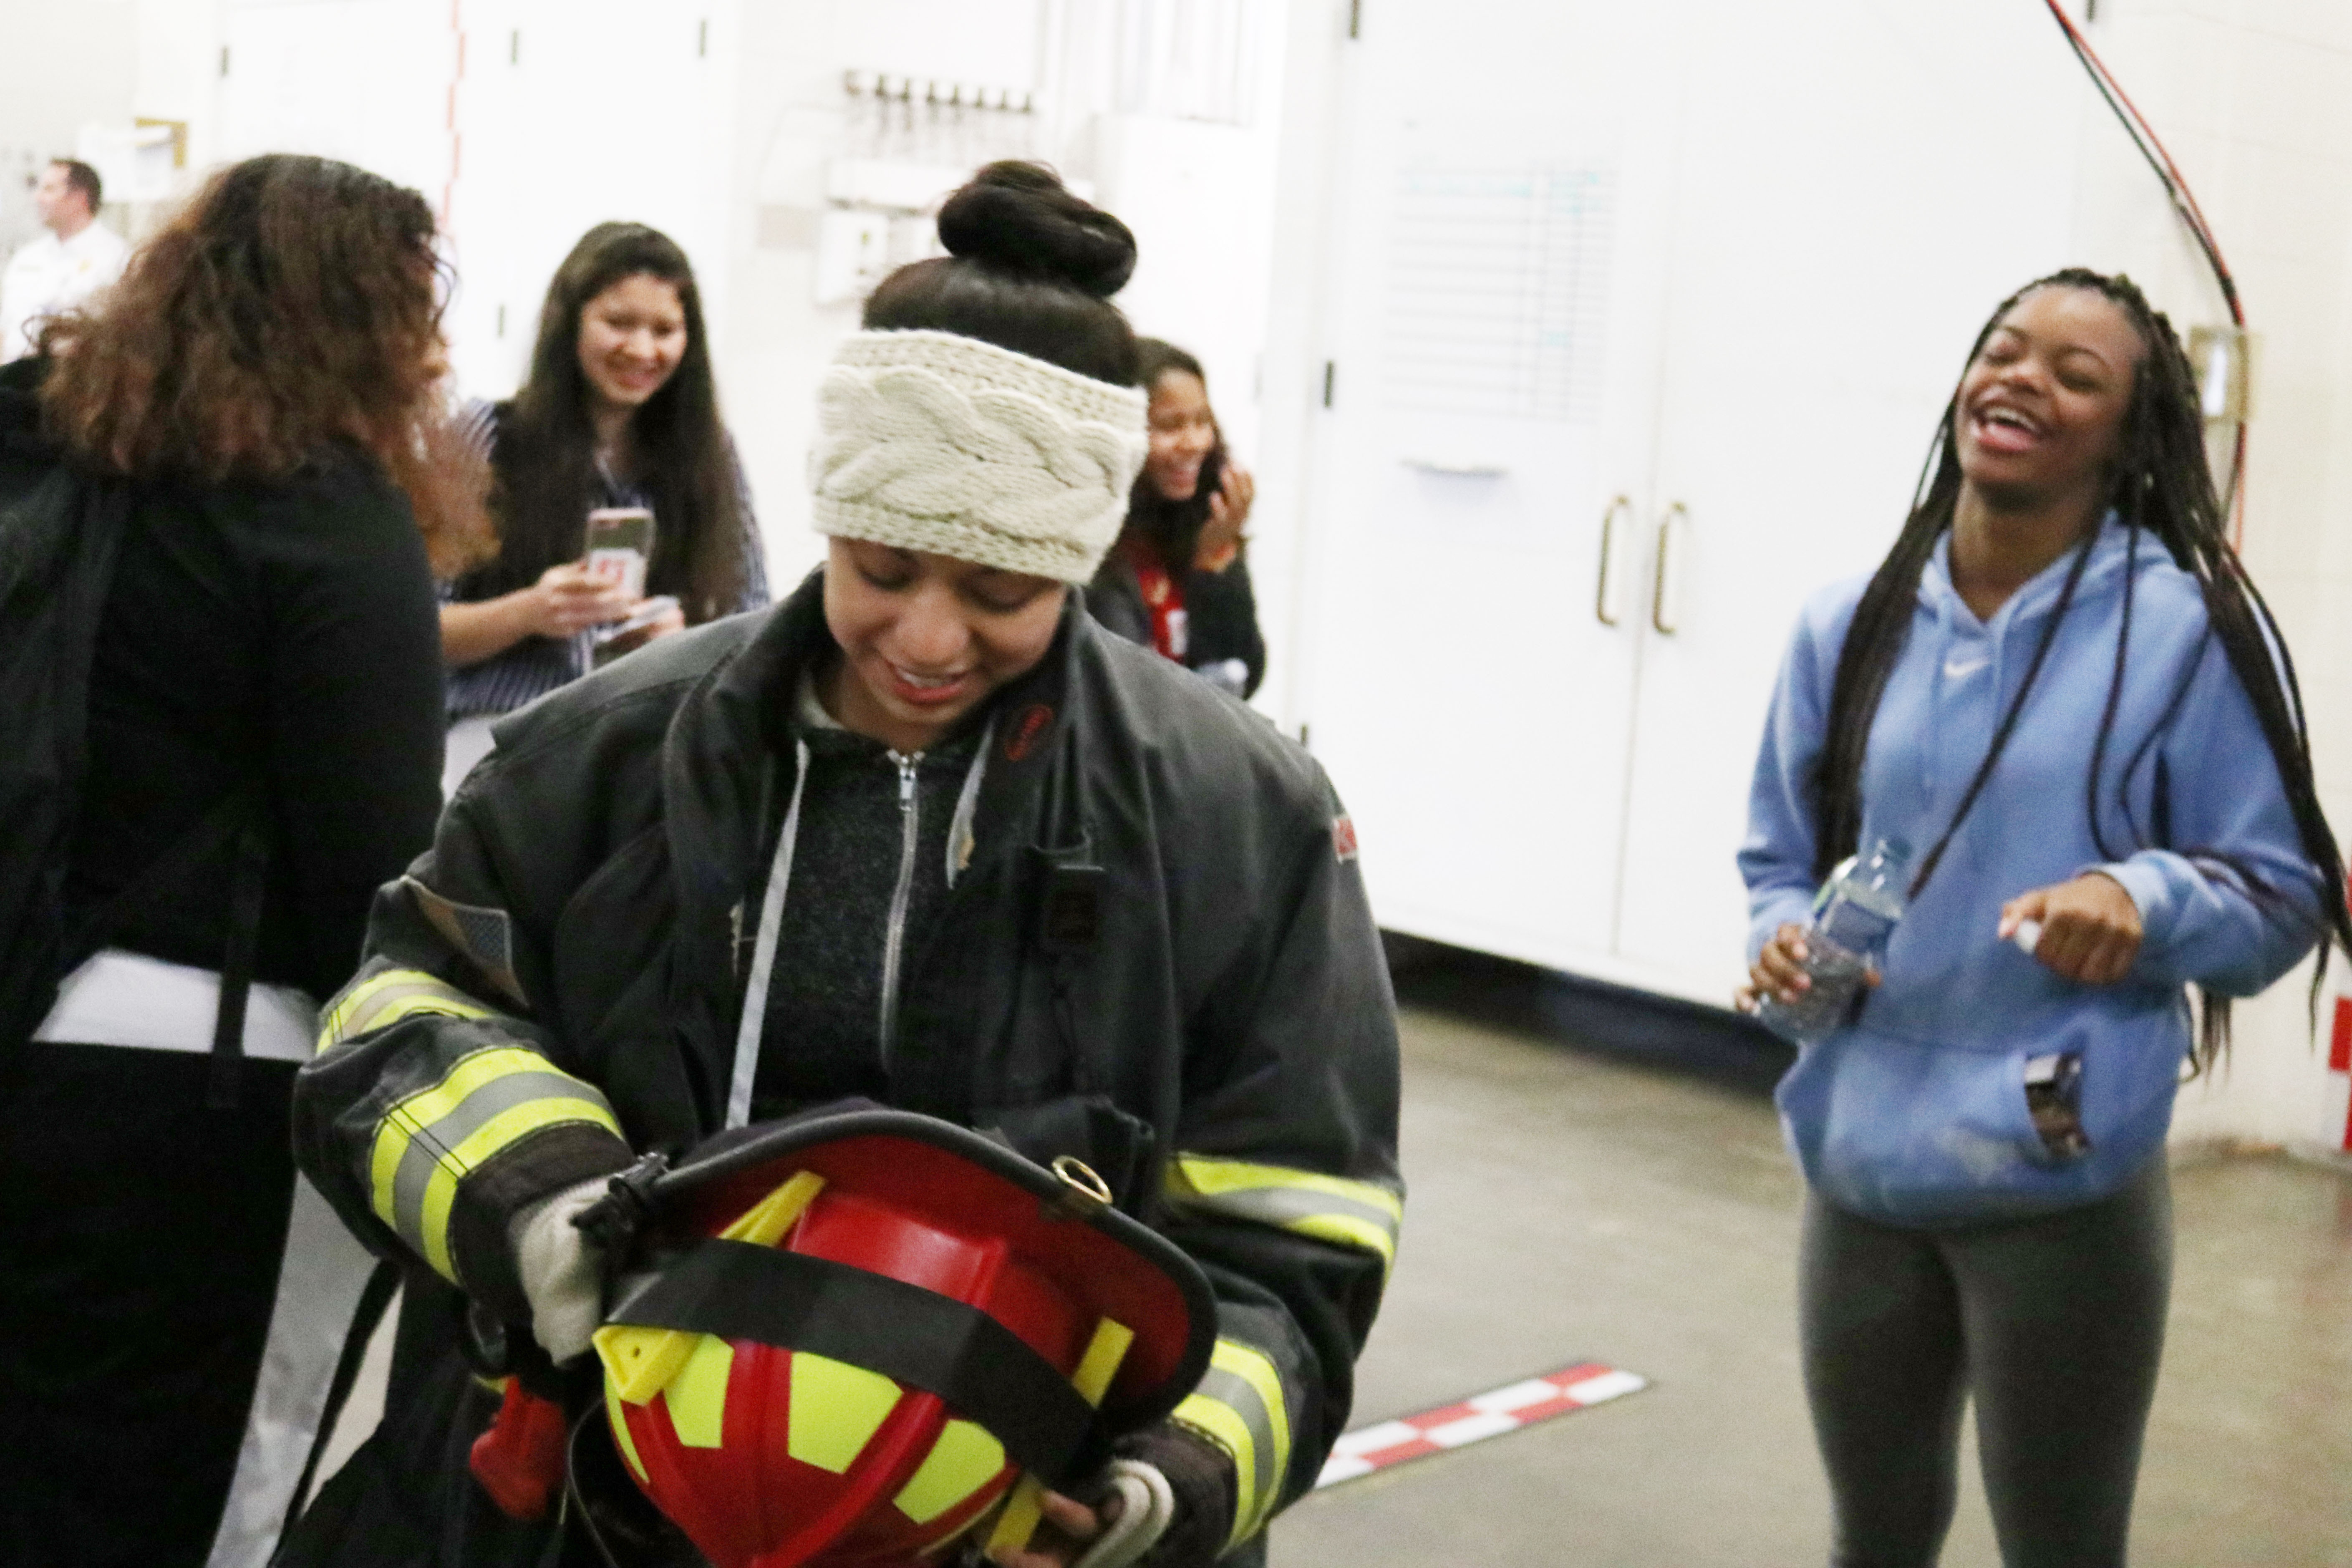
[1087,550,1268,699]
[0,357,444,1004]
[288,572,1400,1565]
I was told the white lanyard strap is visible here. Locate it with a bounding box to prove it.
[945,712,995,890]
[726,739,809,1129]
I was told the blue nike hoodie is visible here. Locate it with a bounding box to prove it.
[1740,515,2322,1225]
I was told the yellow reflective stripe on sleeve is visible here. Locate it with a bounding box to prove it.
[1173,1394,1258,1531]
[323,968,424,1041]
[355,993,494,1037]
[1169,1156,1403,1221]
[1163,1155,1403,1271]
[1285,1213,1399,1261]
[411,1095,622,1279]
[318,968,493,1055]
[1213,1339,1291,1539]
[1172,1337,1293,1548]
[366,1045,623,1283]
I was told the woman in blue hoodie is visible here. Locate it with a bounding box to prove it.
[1739,268,2351,1568]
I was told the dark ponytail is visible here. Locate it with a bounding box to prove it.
[1816,267,2351,1067]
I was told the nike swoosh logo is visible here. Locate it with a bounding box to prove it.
[1944,656,1988,680]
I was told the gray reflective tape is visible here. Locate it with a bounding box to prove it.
[1194,1361,1280,1521]
[334,979,478,1045]
[203,1175,379,1568]
[385,1068,601,1250]
[1169,1182,1400,1255]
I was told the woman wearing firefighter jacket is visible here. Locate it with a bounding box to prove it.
[287,162,1401,1568]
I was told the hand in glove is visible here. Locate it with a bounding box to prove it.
[507,1176,612,1364]
[988,1422,1236,1568]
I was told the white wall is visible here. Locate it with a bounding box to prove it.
[166,0,736,404]
[109,0,1286,591]
[721,0,1289,590]
[0,0,139,253]
[1248,0,1351,739]
[2055,1,2352,1165]
[81,0,2352,1157]
[126,0,224,176]
[441,0,742,401]
[1252,0,2352,1162]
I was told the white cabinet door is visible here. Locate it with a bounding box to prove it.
[1611,0,2089,1002]
[219,0,453,204]
[1293,0,1686,972]
[444,0,739,401]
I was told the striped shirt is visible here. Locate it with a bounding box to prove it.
[442,398,770,718]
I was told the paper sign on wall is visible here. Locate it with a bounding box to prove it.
[1386,165,1615,423]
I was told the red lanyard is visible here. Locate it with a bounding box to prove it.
[1128,543,1188,662]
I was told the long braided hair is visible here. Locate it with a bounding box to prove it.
[1815,267,2350,1068]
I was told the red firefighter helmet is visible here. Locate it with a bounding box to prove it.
[588,1109,1215,1568]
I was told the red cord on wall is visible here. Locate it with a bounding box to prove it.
[2041,0,2247,537]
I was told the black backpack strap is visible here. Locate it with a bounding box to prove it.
[57,785,274,1109]
[59,791,252,971]
[208,809,272,1109]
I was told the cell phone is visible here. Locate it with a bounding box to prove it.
[584,507,655,602]
[2024,1052,2091,1160]
[590,595,681,667]
[596,595,680,642]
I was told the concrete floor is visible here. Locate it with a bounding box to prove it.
[1271,960,2352,1567]
[317,956,2352,1565]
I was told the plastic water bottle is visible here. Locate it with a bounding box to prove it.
[1757,838,1910,1043]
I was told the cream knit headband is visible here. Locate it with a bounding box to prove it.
[809,329,1149,585]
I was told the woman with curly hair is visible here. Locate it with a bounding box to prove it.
[0,153,464,1567]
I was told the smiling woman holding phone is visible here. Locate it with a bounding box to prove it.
[440,222,768,790]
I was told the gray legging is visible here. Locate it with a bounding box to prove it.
[1799,1163,2172,1568]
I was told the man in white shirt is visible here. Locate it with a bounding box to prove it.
[2,159,130,361]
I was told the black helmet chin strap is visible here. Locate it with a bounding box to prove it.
[602,1239,1109,1486]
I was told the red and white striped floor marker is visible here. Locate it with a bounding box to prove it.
[1315,1362,1651,1488]
[2327,998,2352,1153]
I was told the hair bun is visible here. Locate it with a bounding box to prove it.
[937,162,1137,299]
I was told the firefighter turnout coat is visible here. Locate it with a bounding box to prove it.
[288,573,1402,1566]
